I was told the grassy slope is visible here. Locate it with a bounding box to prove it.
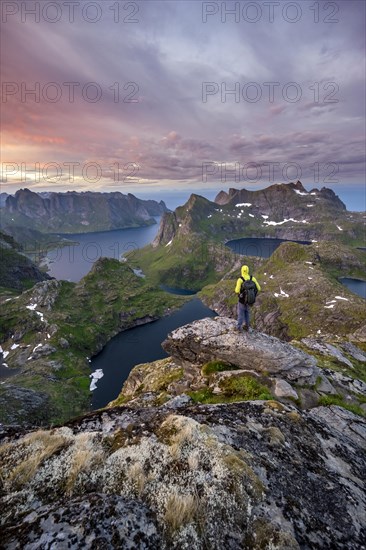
[128,234,242,291]
[0,258,187,425]
[128,188,365,292]
[199,241,366,341]
[168,191,365,246]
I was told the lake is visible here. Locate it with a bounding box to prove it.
[339,278,366,300]
[226,239,366,299]
[225,237,311,258]
[90,298,216,409]
[39,223,364,410]
[43,220,161,282]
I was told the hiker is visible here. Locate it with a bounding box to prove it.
[234,265,261,332]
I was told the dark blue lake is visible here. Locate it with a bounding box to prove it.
[339,278,366,300]
[38,223,364,409]
[90,298,216,409]
[42,220,161,282]
[225,237,311,258]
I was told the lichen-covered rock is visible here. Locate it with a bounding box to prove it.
[274,379,299,400]
[1,493,161,549]
[323,369,366,396]
[0,384,51,426]
[26,279,62,311]
[340,341,366,362]
[1,401,365,549]
[302,338,354,367]
[162,317,318,383]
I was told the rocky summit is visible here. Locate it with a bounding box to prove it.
[1,316,365,549]
[152,182,365,248]
[0,402,365,549]
[162,317,318,382]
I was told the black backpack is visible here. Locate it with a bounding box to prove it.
[239,275,257,305]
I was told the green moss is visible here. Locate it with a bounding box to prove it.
[318,395,365,417]
[201,360,239,376]
[219,375,272,400]
[108,394,132,408]
[154,391,171,406]
[188,388,219,404]
[189,375,272,404]
[150,367,184,392]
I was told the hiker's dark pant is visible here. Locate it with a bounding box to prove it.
[237,302,250,329]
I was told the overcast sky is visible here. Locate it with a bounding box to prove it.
[1,0,365,196]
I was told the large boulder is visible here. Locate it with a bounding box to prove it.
[162,317,318,384]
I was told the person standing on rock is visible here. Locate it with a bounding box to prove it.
[235,265,261,332]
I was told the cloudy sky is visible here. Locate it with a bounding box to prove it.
[1,0,365,198]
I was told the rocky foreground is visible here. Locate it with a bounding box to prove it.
[1,317,365,549]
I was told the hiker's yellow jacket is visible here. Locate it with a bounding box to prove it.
[235,265,261,294]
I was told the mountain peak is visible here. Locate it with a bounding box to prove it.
[2,190,168,234]
[289,180,307,192]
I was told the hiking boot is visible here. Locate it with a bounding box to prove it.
[243,325,249,332]
[235,326,242,332]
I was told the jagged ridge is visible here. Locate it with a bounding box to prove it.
[1,189,169,234]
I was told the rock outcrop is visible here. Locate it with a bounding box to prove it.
[111,316,365,418]
[162,317,318,383]
[0,401,365,549]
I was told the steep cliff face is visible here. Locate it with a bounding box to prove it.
[1,316,365,549]
[2,189,169,233]
[0,192,9,207]
[152,212,179,247]
[148,182,364,254]
[0,230,51,290]
[111,316,366,414]
[215,180,346,215]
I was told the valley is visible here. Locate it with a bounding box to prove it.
[1,181,365,549]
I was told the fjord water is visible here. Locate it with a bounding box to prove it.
[225,237,311,258]
[91,299,216,409]
[43,220,161,282]
[340,278,366,300]
[41,215,364,408]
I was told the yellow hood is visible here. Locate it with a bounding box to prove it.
[241,265,249,277]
